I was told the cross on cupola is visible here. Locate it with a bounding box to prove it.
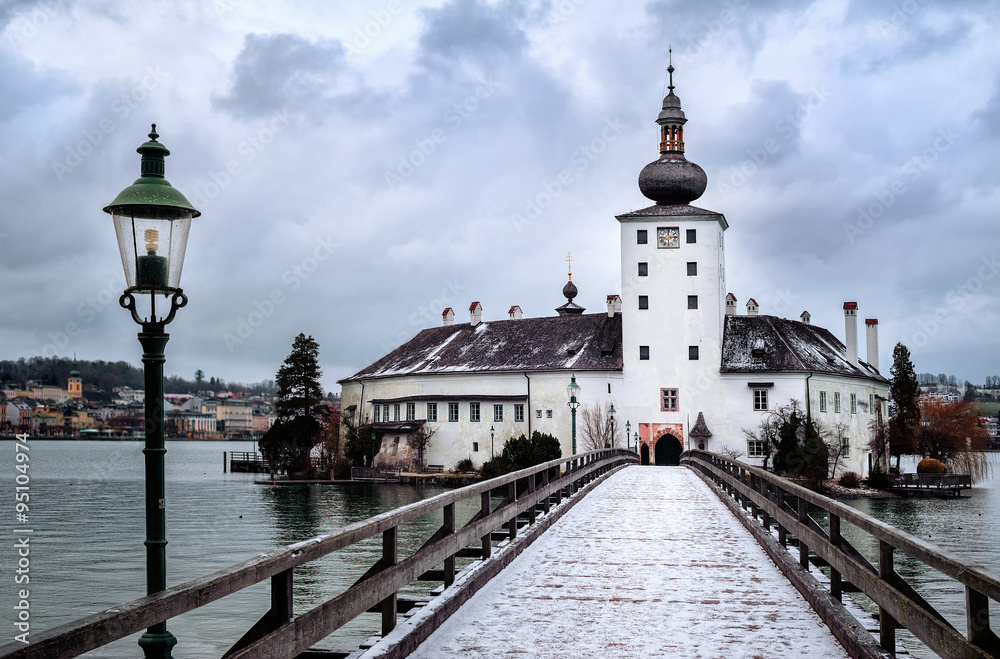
[556,251,585,316]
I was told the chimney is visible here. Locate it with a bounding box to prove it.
[746,298,759,316]
[800,310,811,325]
[606,294,622,317]
[442,308,454,326]
[469,301,483,326]
[508,305,522,320]
[866,318,879,373]
[725,293,737,316]
[844,302,858,367]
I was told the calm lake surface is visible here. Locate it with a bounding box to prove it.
[1,442,997,657]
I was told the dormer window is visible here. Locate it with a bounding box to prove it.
[751,348,765,360]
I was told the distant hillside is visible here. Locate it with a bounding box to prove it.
[0,357,275,396]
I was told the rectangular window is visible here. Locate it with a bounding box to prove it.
[753,389,768,411]
[688,295,698,309]
[406,402,415,421]
[869,393,874,412]
[470,402,481,422]
[473,441,479,452]
[747,440,767,458]
[427,403,438,422]
[689,346,699,360]
[393,404,400,421]
[536,409,542,419]
[448,402,459,422]
[383,404,390,421]
[374,406,381,423]
[686,229,696,243]
[850,393,858,414]
[687,262,697,276]
[841,436,850,457]
[834,392,842,413]
[660,388,679,411]
[819,392,827,413]
[638,262,648,276]
[639,345,650,360]
[637,229,648,244]
[494,404,503,422]
[638,295,649,310]
[514,404,524,422]
[546,409,553,418]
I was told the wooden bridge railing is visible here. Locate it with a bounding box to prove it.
[683,449,1000,659]
[0,448,637,659]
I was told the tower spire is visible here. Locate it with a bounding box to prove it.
[667,47,674,93]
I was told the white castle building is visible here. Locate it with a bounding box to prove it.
[339,71,887,475]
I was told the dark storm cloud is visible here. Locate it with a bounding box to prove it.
[213,33,352,120]
[416,0,532,71]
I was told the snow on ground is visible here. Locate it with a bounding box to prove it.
[408,466,850,659]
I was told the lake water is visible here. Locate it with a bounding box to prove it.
[1,442,997,657]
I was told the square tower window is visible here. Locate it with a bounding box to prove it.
[637,229,648,244]
[689,346,699,360]
[660,388,679,411]
[638,262,648,276]
[639,346,650,360]
[686,229,697,243]
[687,262,697,276]
[687,295,698,309]
[638,295,648,310]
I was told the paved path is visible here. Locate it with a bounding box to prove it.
[409,466,848,659]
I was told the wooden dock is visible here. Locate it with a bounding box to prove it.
[887,473,972,497]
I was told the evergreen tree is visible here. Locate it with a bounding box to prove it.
[194,369,205,387]
[772,408,802,476]
[800,419,829,484]
[260,333,324,473]
[888,343,920,467]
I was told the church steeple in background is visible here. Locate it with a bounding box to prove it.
[637,56,708,205]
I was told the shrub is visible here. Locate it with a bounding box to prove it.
[838,471,862,489]
[867,462,889,490]
[455,457,476,473]
[479,432,562,480]
[917,458,947,474]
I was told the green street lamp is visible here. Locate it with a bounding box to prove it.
[567,375,581,454]
[490,425,495,458]
[634,431,639,453]
[609,404,616,449]
[104,125,199,659]
[625,420,631,451]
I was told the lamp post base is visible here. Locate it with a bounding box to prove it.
[138,629,177,658]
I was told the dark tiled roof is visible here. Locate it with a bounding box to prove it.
[616,203,726,220]
[721,315,886,382]
[341,313,622,382]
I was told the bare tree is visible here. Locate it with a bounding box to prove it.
[867,415,891,470]
[818,419,851,478]
[406,423,436,472]
[718,446,744,461]
[741,409,781,470]
[579,402,621,450]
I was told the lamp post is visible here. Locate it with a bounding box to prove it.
[609,404,616,449]
[104,125,199,659]
[634,431,639,453]
[625,421,631,451]
[567,375,581,454]
[490,425,495,458]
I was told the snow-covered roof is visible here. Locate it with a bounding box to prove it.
[341,313,622,382]
[721,315,886,382]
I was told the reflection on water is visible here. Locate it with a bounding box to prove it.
[0,440,476,657]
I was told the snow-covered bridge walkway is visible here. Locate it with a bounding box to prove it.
[408,465,848,658]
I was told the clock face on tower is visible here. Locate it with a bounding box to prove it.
[657,227,680,248]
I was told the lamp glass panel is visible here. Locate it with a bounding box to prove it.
[112,213,191,292]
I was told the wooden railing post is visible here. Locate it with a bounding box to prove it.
[829,514,842,602]
[966,585,995,654]
[878,539,897,655]
[272,568,293,624]
[527,473,537,525]
[541,469,551,514]
[443,503,456,588]
[507,481,517,541]
[797,497,809,570]
[480,490,492,559]
[382,527,397,636]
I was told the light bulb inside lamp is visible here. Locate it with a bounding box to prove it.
[136,226,169,291]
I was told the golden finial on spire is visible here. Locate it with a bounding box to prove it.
[566,251,573,281]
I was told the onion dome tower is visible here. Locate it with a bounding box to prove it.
[68,356,83,398]
[637,52,708,205]
[556,252,585,316]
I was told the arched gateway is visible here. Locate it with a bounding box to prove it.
[654,434,683,466]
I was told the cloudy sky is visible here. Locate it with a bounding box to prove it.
[1,0,998,393]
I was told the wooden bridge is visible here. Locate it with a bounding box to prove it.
[3,450,999,659]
